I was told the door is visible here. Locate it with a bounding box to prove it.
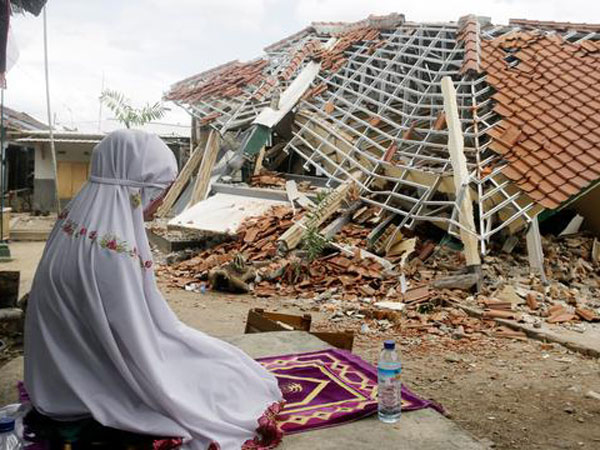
[57,161,90,199]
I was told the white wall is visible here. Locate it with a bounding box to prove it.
[34,144,54,179]
[34,142,93,179]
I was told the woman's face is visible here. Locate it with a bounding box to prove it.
[143,183,172,221]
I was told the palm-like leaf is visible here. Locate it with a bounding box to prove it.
[100,89,168,129]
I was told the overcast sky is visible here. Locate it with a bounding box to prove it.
[7,0,600,133]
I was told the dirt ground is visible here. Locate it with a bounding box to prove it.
[1,242,600,449]
[164,286,600,450]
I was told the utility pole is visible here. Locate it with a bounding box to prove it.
[43,6,60,215]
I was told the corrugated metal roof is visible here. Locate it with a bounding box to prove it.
[3,106,48,132]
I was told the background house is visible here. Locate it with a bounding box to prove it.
[3,106,47,211]
[5,108,190,213]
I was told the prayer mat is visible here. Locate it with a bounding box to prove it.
[257,349,443,434]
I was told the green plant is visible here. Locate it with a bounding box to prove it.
[314,189,332,206]
[100,89,168,129]
[301,224,330,262]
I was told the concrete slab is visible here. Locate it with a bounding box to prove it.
[455,302,600,358]
[1,332,487,449]
[278,409,486,450]
[223,331,330,357]
[10,215,55,241]
[223,331,487,450]
[495,318,600,358]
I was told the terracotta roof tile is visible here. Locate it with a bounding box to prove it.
[559,183,581,197]
[528,190,546,202]
[576,153,597,166]
[538,180,556,195]
[520,181,536,192]
[482,30,600,209]
[547,173,565,186]
[581,170,598,182]
[535,149,552,161]
[502,165,522,180]
[539,127,558,140]
[529,133,547,146]
[555,151,573,164]
[565,146,583,158]
[548,121,568,134]
[547,190,570,204]
[579,105,596,117]
[165,59,270,103]
[533,164,553,177]
[556,166,576,179]
[567,159,586,173]
[457,16,483,76]
[571,176,591,189]
[523,154,541,167]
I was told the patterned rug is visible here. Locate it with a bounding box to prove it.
[257,349,443,434]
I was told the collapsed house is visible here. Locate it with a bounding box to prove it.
[159,13,600,281]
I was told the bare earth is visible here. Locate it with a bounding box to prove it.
[1,242,600,449]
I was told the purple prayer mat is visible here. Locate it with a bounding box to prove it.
[257,348,443,434]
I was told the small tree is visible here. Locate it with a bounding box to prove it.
[301,224,331,262]
[100,89,168,129]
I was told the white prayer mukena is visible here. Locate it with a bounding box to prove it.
[24,129,283,450]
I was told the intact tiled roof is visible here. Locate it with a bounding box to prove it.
[482,31,600,209]
[509,19,600,34]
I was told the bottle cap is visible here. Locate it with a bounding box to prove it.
[0,417,15,432]
[384,340,395,350]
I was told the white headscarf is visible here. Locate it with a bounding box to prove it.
[24,130,282,449]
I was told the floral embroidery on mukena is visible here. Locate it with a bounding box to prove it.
[130,192,142,209]
[57,209,152,270]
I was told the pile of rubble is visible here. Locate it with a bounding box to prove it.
[158,198,600,345]
[474,234,600,329]
[159,205,404,299]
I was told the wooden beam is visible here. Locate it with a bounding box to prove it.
[441,76,481,267]
[526,216,547,283]
[188,129,221,207]
[156,127,210,218]
[277,181,353,253]
[253,146,266,176]
[322,201,361,239]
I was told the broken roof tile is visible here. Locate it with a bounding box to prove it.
[457,15,481,74]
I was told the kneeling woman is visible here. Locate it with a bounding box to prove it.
[24,130,283,449]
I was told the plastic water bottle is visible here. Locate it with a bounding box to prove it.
[378,340,402,423]
[0,418,22,450]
